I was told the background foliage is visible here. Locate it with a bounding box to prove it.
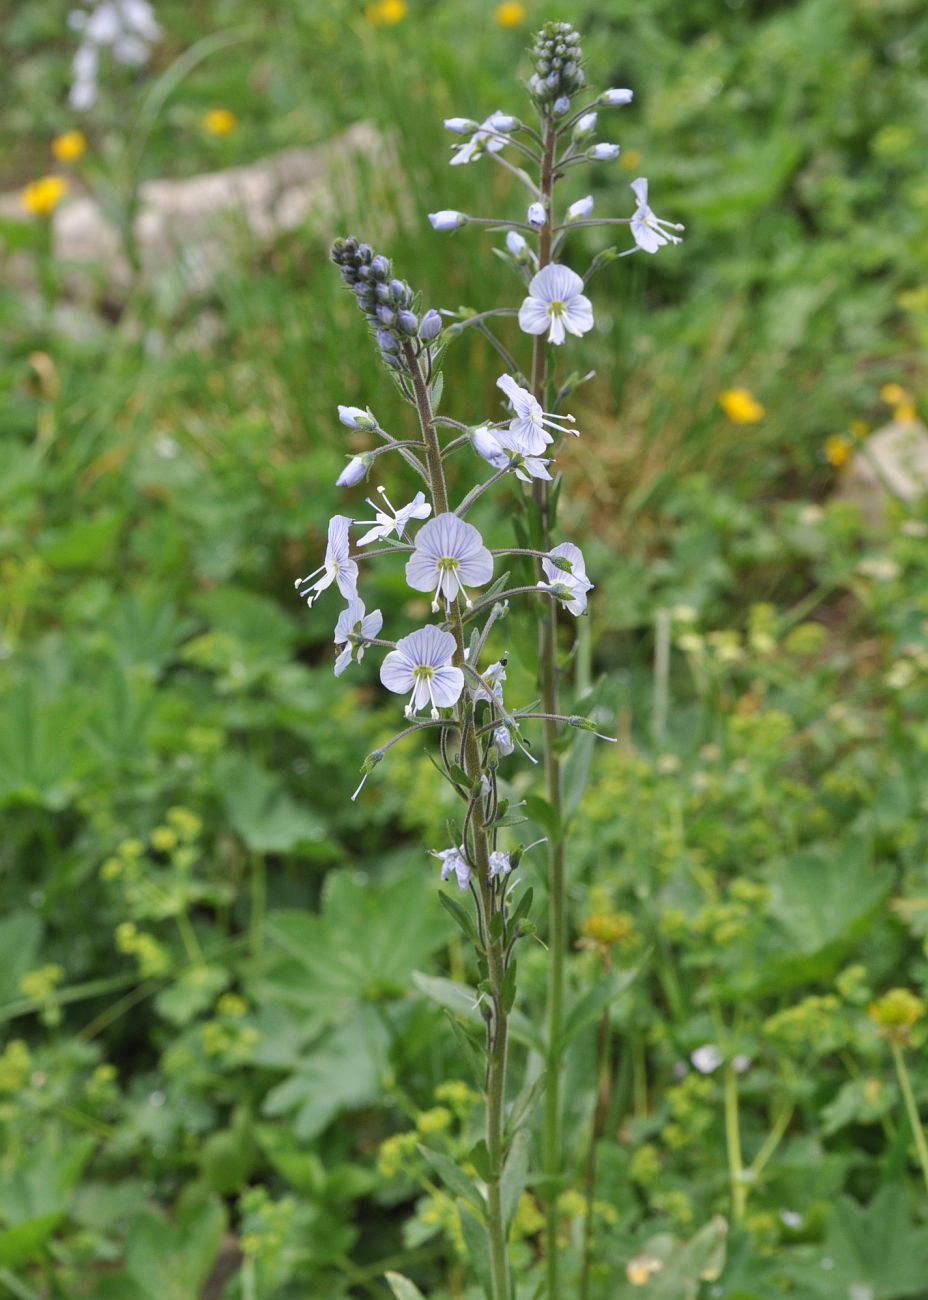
[1,0,927,1295]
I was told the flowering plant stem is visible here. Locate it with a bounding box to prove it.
[531,112,569,1297]
[890,1040,928,1194]
[404,342,512,1300]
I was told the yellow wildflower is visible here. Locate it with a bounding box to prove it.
[850,419,869,440]
[880,382,909,407]
[365,0,407,24]
[869,987,925,1043]
[718,388,764,424]
[626,1253,663,1285]
[52,130,86,163]
[494,2,527,27]
[416,1106,452,1135]
[21,176,69,218]
[824,434,852,468]
[151,825,178,853]
[620,147,642,173]
[581,911,633,946]
[203,108,237,137]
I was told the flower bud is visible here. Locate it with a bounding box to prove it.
[567,195,594,221]
[370,254,390,280]
[376,304,396,326]
[527,201,546,229]
[494,725,514,757]
[601,87,633,106]
[375,328,398,352]
[444,117,478,134]
[590,143,620,161]
[471,425,506,465]
[552,95,570,117]
[390,278,408,303]
[397,309,418,335]
[428,209,467,232]
[506,230,529,258]
[573,111,597,139]
[419,309,443,341]
[489,112,519,133]
[337,405,377,430]
[336,455,370,487]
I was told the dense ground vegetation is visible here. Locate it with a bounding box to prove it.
[1,0,927,1296]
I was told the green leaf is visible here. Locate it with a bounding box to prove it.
[522,794,561,840]
[97,1199,226,1300]
[458,1203,493,1300]
[217,755,327,854]
[412,973,482,1026]
[154,965,230,1027]
[444,1013,485,1089]
[385,1274,427,1300]
[500,1129,529,1231]
[438,890,481,948]
[561,967,640,1051]
[0,912,42,1005]
[418,1146,484,1213]
[468,1139,493,1182]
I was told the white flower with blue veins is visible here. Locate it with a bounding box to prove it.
[295,515,358,607]
[405,513,493,609]
[626,178,685,255]
[471,424,552,483]
[381,626,465,718]
[518,264,594,346]
[355,487,431,546]
[333,598,383,676]
[474,659,507,705]
[432,845,471,891]
[497,374,577,453]
[539,542,593,615]
[493,725,515,757]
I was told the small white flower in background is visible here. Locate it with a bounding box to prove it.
[336,455,370,487]
[602,87,634,106]
[295,515,358,607]
[337,405,377,430]
[432,845,471,891]
[429,210,467,232]
[539,542,593,615]
[567,195,594,222]
[489,851,512,880]
[589,142,620,161]
[518,264,594,346]
[625,178,685,255]
[68,0,161,109]
[475,659,507,705]
[493,724,514,757]
[497,374,577,453]
[527,201,546,229]
[733,1054,752,1074]
[333,598,383,677]
[405,513,494,609]
[355,487,432,546]
[779,1210,803,1230]
[381,626,465,718]
[443,117,478,134]
[449,110,517,166]
[573,111,597,138]
[691,1044,724,1074]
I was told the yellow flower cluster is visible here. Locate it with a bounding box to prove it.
[869,987,925,1043]
[52,130,86,163]
[21,176,69,218]
[495,2,527,26]
[881,382,917,424]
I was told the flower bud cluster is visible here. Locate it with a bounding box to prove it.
[330,236,441,369]
[529,21,585,109]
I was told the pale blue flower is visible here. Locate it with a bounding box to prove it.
[475,659,507,705]
[518,264,594,346]
[338,405,377,431]
[506,231,528,257]
[625,178,685,255]
[450,111,516,166]
[573,111,597,139]
[295,515,358,607]
[590,143,620,161]
[493,724,514,757]
[567,195,594,221]
[497,373,578,452]
[471,425,508,467]
[471,422,552,483]
[601,87,633,106]
[444,117,478,134]
[432,845,470,891]
[489,851,511,880]
[356,487,431,546]
[429,210,467,232]
[336,455,371,487]
[419,310,443,341]
[539,542,593,615]
[381,626,465,718]
[406,514,493,608]
[527,202,546,229]
[691,1045,724,1075]
[333,598,383,676]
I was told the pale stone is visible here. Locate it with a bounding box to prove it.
[834,418,928,526]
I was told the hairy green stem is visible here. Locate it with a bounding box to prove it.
[530,114,569,1299]
[891,1040,928,1193]
[403,341,511,1300]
